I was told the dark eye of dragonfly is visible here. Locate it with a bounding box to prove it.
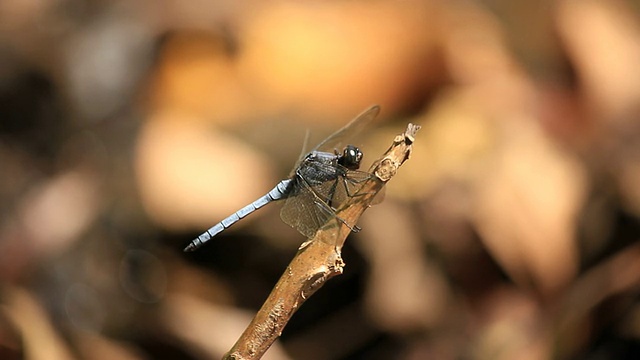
[338,145,363,170]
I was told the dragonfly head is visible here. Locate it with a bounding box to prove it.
[339,145,363,170]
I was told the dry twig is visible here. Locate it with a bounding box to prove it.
[223,123,420,360]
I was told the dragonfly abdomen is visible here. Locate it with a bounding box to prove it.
[184,179,293,252]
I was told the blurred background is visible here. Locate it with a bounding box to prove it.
[1,0,640,359]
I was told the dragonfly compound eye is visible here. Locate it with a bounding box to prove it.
[339,145,363,170]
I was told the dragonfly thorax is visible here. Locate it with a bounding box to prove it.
[338,145,363,170]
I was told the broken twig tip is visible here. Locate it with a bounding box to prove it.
[405,123,421,144]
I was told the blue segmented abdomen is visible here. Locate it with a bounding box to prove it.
[184,179,292,252]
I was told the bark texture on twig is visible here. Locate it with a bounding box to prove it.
[223,123,420,360]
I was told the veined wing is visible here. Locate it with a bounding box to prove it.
[280,160,383,239]
[280,176,337,239]
[314,105,380,153]
[305,162,378,209]
[287,105,380,177]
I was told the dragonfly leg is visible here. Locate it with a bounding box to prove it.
[293,172,363,237]
[312,198,360,233]
[340,217,361,233]
[327,178,339,208]
[341,174,377,199]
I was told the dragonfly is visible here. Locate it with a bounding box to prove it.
[184,105,382,252]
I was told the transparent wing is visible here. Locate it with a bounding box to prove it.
[281,161,381,238]
[370,184,386,205]
[280,177,337,238]
[280,105,382,238]
[313,105,380,153]
[327,168,386,207]
[310,169,376,209]
[287,105,380,177]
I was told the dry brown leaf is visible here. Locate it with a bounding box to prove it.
[557,0,640,120]
[474,118,587,296]
[0,169,101,281]
[74,333,145,360]
[236,1,441,116]
[148,32,249,125]
[359,201,451,332]
[472,287,550,360]
[1,288,76,360]
[135,111,277,231]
